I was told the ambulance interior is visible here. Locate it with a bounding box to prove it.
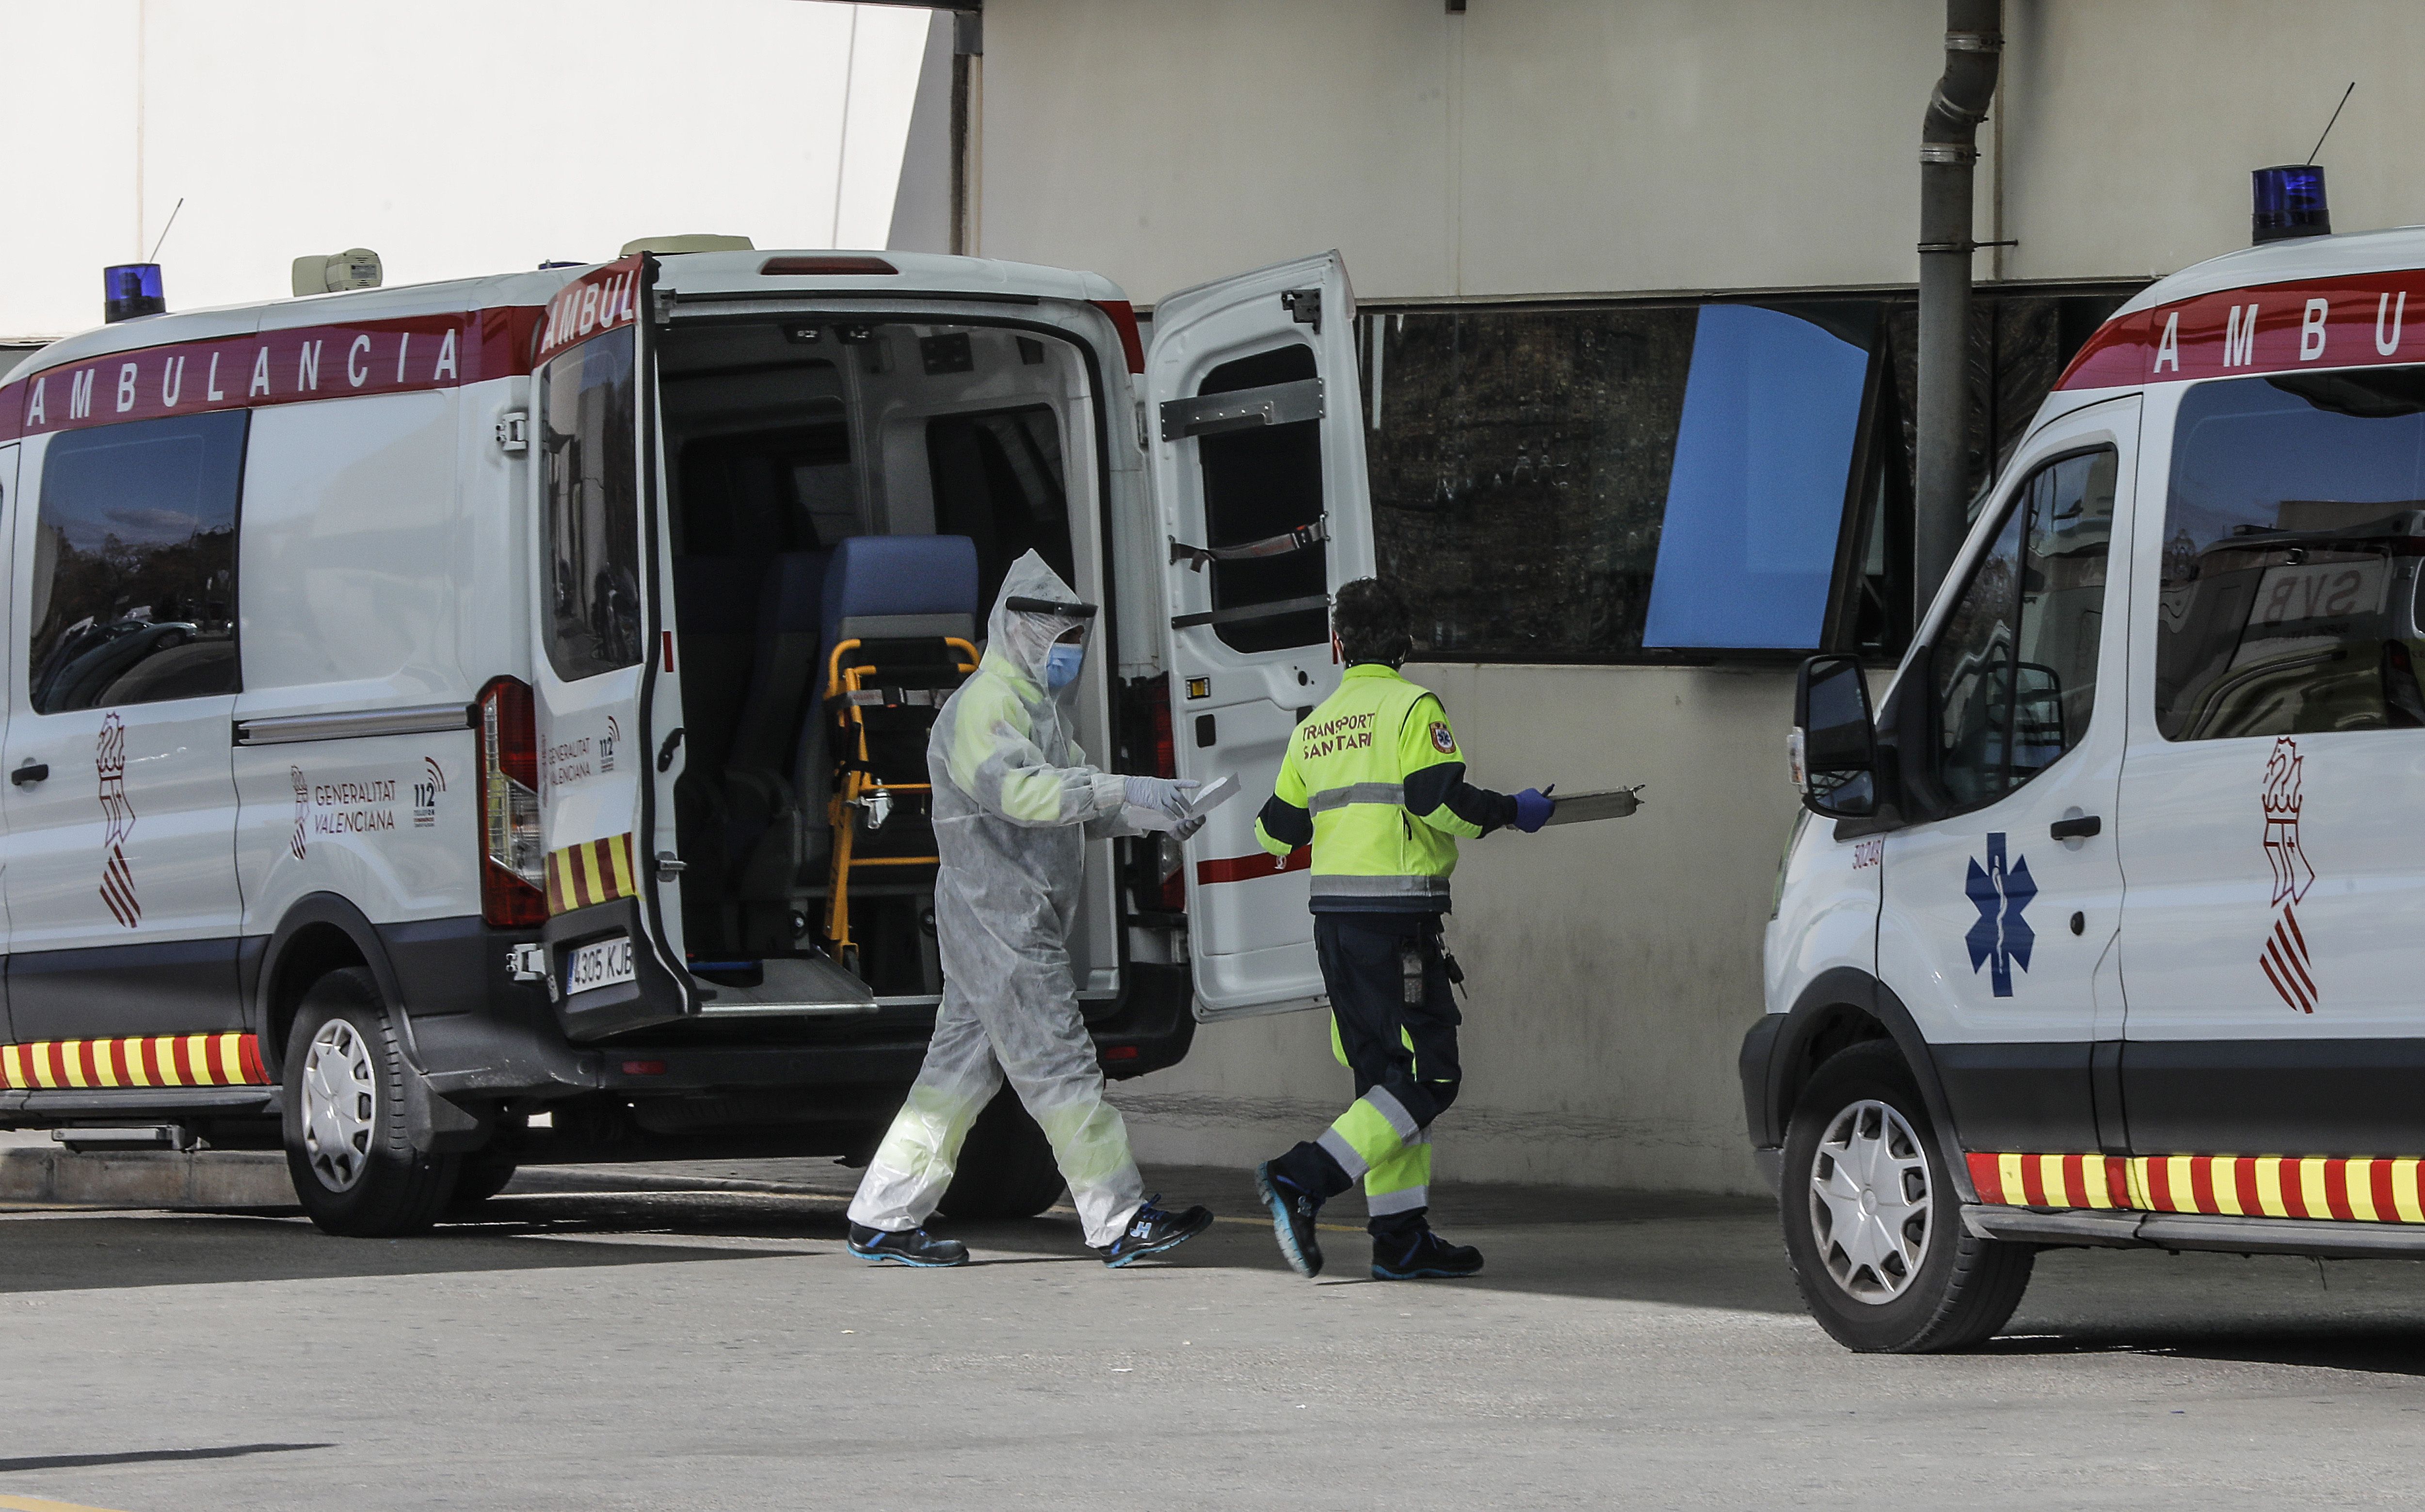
[655,316,1114,1004]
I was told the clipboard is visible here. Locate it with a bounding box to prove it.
[1542,785,1644,825]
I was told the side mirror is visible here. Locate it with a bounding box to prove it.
[1791,654,1878,817]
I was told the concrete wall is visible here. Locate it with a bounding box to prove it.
[986,0,2425,1194]
[1111,662,1801,1195]
[979,0,2425,304]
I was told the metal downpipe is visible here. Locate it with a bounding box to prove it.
[1914,0,2002,618]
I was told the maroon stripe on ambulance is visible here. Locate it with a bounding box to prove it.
[2058,268,2425,391]
[0,306,545,444]
[1195,848,1311,886]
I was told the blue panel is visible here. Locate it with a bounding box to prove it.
[1641,305,1868,649]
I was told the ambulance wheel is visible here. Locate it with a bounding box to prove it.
[447,1158,519,1211]
[281,967,460,1237]
[1781,1040,2034,1353]
[937,1087,1067,1220]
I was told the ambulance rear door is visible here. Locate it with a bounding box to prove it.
[528,255,692,1039]
[1148,251,1375,1020]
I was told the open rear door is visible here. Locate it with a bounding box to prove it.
[1149,251,1374,1021]
[528,255,693,1039]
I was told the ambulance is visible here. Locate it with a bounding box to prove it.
[1752,217,2425,1351]
[0,243,1370,1234]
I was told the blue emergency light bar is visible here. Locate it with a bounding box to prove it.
[2252,164,2331,245]
[103,262,166,323]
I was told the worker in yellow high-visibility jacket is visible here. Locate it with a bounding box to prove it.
[1250,578,1554,1281]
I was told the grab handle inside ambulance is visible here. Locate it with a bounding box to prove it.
[1791,654,1878,819]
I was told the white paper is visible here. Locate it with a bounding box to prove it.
[1122,772,1239,834]
[1123,803,1180,833]
[1185,772,1241,819]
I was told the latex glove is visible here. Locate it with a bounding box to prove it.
[1124,775,1201,823]
[1174,813,1207,842]
[1512,785,1557,834]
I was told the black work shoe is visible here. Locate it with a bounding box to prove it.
[848,1222,970,1268]
[1370,1228,1483,1281]
[1255,1160,1325,1279]
[1096,1196,1214,1268]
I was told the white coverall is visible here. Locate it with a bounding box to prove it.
[847,552,1147,1247]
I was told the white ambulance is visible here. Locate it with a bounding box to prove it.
[1754,223,2425,1350]
[0,245,1370,1234]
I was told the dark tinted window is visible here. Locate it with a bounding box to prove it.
[1196,344,1327,652]
[31,411,244,714]
[541,328,643,681]
[1930,449,2117,809]
[1365,289,2133,662]
[929,405,1072,615]
[1370,303,1869,659]
[2156,370,2425,740]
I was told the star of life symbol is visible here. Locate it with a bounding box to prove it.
[2259,736,2319,1013]
[1964,831,2035,998]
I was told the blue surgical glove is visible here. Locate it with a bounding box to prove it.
[1512,786,1556,834]
[1124,775,1201,822]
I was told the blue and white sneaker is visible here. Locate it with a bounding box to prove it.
[848,1222,970,1267]
[1371,1228,1483,1281]
[1096,1196,1214,1268]
[1255,1161,1325,1279]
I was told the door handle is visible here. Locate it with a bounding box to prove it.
[2049,815,2102,841]
[656,727,684,772]
[11,762,48,787]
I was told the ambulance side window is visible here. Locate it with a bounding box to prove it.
[1928,448,2117,811]
[29,410,245,715]
[1195,344,1328,653]
[2156,368,2425,740]
[540,328,643,681]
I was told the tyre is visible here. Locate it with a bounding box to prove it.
[937,1086,1067,1220]
[281,967,460,1237]
[447,1158,519,1211]
[1780,1040,2034,1353]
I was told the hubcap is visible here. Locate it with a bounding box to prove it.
[1807,1098,1932,1304]
[300,1018,378,1192]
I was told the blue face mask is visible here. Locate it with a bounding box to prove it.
[1044,642,1085,691]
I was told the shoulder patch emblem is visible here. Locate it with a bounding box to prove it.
[1429,721,1456,755]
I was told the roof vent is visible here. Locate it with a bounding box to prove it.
[2252,165,2331,244]
[292,248,384,296]
[619,234,755,255]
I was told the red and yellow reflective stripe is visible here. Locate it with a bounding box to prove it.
[1967,1151,2133,1209]
[545,832,638,915]
[0,1033,268,1090]
[1968,1150,2425,1224]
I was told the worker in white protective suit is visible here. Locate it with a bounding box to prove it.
[846,552,1217,1268]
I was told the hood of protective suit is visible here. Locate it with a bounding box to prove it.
[983,551,1095,708]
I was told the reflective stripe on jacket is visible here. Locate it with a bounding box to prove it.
[1252,663,1516,913]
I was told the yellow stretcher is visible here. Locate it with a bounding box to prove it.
[821,633,980,967]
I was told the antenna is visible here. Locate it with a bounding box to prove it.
[146,197,185,264]
[2308,82,2355,165]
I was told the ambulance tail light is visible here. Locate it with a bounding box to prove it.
[478,677,548,927]
[2253,164,2331,244]
[1091,300,1146,373]
[761,255,898,276]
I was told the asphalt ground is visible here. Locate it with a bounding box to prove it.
[7,1158,2425,1510]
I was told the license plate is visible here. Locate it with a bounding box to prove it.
[566,934,636,996]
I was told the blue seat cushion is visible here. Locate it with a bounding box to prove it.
[819,535,980,649]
